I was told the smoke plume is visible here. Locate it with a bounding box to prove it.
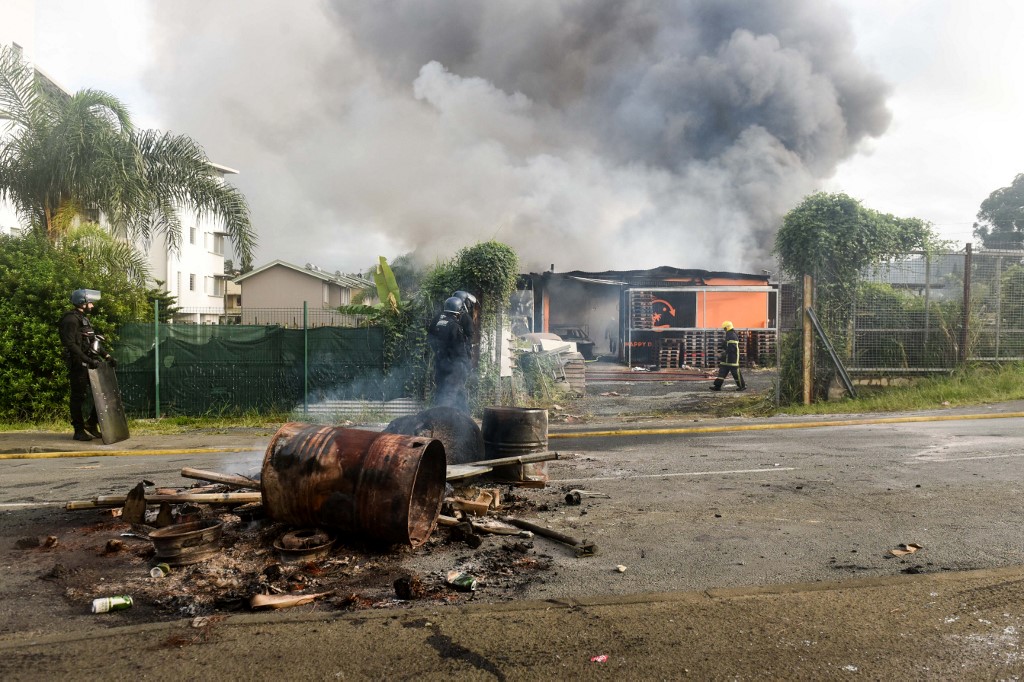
[145,0,889,274]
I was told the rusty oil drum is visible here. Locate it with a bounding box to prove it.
[261,423,447,547]
[481,407,549,483]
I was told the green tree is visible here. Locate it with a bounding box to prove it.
[0,231,149,421]
[0,45,256,266]
[774,192,938,402]
[974,173,1024,249]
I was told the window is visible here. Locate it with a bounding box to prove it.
[189,226,196,245]
[176,272,182,294]
[189,274,196,291]
[213,279,224,296]
[212,234,225,255]
[323,283,329,304]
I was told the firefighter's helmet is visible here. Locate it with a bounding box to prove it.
[721,320,734,331]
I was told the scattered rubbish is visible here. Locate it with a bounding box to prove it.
[447,521,483,549]
[155,502,174,528]
[890,543,923,557]
[446,570,478,592]
[180,467,259,490]
[66,491,262,511]
[149,519,224,566]
[274,529,334,563]
[91,595,133,613]
[394,574,425,600]
[599,392,621,397]
[591,654,609,663]
[120,532,149,540]
[249,591,332,610]
[501,516,598,557]
[616,565,627,573]
[104,539,125,554]
[150,563,171,578]
[564,489,611,505]
[191,616,211,628]
[15,537,41,550]
[122,481,148,524]
[43,536,59,548]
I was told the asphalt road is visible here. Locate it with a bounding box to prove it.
[3,408,1024,678]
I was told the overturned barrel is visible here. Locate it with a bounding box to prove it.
[482,407,549,483]
[261,423,447,547]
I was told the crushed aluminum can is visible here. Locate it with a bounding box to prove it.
[91,595,133,613]
[445,570,477,592]
[149,563,171,578]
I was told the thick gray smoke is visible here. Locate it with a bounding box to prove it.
[145,0,889,273]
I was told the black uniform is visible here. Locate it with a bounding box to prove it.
[712,328,745,390]
[58,307,100,432]
[428,311,472,413]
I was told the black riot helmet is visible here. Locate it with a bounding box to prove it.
[442,296,464,317]
[452,290,478,315]
[70,289,101,308]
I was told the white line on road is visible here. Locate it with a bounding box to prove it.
[914,453,1024,463]
[558,466,797,483]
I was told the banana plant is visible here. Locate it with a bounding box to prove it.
[338,256,404,322]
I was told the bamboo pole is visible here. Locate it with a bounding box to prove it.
[66,492,261,510]
[180,467,260,490]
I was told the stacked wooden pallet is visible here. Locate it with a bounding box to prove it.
[630,292,654,330]
[753,330,777,366]
[658,342,681,369]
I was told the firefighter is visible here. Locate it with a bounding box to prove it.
[710,320,745,391]
[428,296,472,413]
[59,289,116,440]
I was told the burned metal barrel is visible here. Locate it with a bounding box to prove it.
[261,423,447,547]
[482,407,549,483]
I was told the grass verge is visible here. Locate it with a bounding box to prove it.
[777,363,1024,416]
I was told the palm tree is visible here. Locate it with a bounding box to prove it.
[0,44,256,266]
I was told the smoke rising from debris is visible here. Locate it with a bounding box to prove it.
[145,0,889,273]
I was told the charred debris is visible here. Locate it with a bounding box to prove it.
[41,414,605,619]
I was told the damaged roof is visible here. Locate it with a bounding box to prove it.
[530,266,769,287]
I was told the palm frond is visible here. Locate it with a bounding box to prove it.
[63,223,151,285]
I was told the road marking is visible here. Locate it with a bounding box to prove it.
[559,466,797,483]
[550,411,1024,439]
[915,453,1024,463]
[0,447,254,461]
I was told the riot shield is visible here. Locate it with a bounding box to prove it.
[87,362,130,444]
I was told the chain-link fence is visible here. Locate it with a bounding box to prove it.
[111,305,406,419]
[779,247,1024,398]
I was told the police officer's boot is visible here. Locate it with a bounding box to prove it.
[709,380,722,391]
[73,428,93,441]
[84,421,102,439]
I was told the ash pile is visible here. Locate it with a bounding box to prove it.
[42,409,600,620]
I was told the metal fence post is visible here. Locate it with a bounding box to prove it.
[303,301,309,416]
[995,255,1003,359]
[960,243,972,364]
[154,299,160,419]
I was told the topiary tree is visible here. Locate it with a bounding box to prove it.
[774,192,938,402]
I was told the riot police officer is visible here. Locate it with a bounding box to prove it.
[428,296,472,413]
[59,289,115,441]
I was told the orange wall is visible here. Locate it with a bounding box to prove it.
[696,291,768,328]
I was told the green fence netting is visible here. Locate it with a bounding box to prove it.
[115,323,388,417]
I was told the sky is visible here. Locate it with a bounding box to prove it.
[16,0,1024,274]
